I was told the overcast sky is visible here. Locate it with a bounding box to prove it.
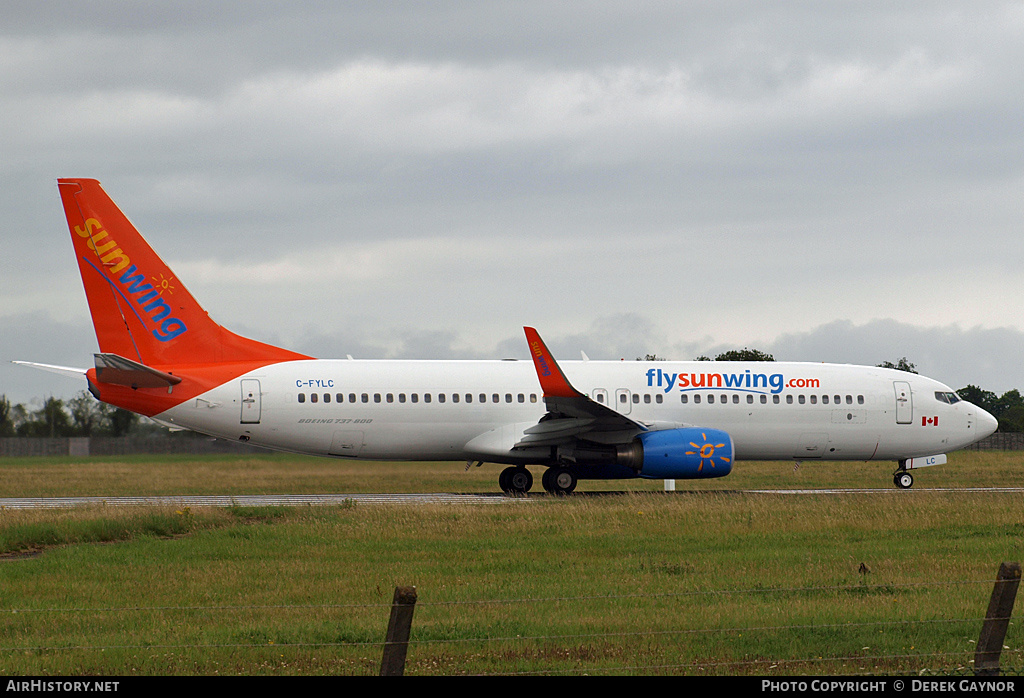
[2,2,1023,406]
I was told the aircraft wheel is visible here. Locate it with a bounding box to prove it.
[500,466,532,494]
[894,471,914,489]
[543,467,577,496]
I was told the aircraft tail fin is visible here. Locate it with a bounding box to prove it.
[57,179,310,368]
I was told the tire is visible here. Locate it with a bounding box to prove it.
[500,466,532,494]
[543,467,577,495]
[895,471,914,489]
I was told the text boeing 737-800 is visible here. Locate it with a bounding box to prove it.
[15,179,999,494]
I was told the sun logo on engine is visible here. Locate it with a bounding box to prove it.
[686,433,732,472]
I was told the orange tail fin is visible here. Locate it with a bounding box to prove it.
[58,178,309,367]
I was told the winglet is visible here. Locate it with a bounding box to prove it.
[524,327,585,398]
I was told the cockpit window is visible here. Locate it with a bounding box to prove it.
[935,391,961,404]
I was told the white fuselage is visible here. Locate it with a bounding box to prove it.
[154,359,996,464]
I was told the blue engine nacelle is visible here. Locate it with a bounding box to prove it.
[616,427,734,479]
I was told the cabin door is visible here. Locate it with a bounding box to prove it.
[894,381,912,424]
[240,379,261,424]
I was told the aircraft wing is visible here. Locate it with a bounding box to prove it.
[518,327,648,447]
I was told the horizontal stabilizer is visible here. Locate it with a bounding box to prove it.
[94,353,183,389]
[11,361,89,380]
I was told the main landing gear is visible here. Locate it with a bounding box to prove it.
[498,466,533,495]
[498,466,578,496]
[893,462,914,489]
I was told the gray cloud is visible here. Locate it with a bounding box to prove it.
[2,3,1022,406]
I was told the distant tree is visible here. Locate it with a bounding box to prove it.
[998,405,1024,433]
[994,389,1024,416]
[99,403,138,437]
[0,395,13,437]
[714,348,775,362]
[636,354,667,361]
[17,397,73,438]
[694,349,774,361]
[957,385,999,414]
[877,357,918,374]
[68,391,102,437]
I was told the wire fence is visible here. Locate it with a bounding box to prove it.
[2,575,1020,676]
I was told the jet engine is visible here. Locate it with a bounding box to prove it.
[616,428,734,479]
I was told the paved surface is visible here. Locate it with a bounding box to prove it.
[1,487,1020,509]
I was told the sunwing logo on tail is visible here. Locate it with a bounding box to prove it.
[75,218,188,342]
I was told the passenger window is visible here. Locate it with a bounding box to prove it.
[643,394,651,404]
[596,393,605,403]
[311,393,318,403]
[708,395,715,404]
[732,395,739,404]
[822,395,829,404]
[298,393,306,403]
[411,394,419,403]
[680,395,688,404]
[361,393,369,403]
[798,395,805,404]
[632,394,640,404]
[493,394,500,403]
[773,395,780,404]
[858,395,864,404]
[810,395,816,404]
[373,394,381,403]
[760,395,767,404]
[452,393,459,403]
[424,394,431,403]
[438,394,446,403]
[518,394,525,403]
[505,394,512,403]
[747,395,754,404]
[846,395,853,404]
[399,394,406,403]
[530,394,538,403]
[656,394,663,404]
[786,395,793,404]
[465,394,472,403]
[480,394,486,403]
[694,394,701,404]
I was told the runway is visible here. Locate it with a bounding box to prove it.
[0,487,1021,509]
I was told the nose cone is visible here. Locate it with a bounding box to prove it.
[976,406,999,438]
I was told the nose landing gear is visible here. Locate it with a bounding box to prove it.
[893,463,914,489]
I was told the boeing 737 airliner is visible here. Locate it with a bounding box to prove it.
[16,179,999,494]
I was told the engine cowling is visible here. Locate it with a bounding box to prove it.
[616,428,734,479]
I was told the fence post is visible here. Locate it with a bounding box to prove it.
[380,585,418,676]
[975,562,1021,676]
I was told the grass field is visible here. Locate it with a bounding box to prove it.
[0,450,1021,676]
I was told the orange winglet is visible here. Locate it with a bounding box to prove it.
[524,327,584,399]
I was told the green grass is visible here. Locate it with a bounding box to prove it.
[0,451,1021,675]
[0,449,1021,498]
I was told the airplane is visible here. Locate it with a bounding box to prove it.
[15,178,999,495]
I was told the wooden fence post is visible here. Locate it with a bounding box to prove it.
[380,585,418,676]
[975,562,1021,676]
